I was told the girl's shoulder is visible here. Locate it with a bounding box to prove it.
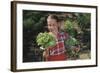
[58,31,69,40]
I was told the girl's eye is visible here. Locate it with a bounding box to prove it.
[49,24,52,27]
[49,25,51,27]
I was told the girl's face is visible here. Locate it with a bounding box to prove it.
[47,17,59,33]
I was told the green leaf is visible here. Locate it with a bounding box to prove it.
[36,32,56,49]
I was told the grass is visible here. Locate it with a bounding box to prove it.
[79,50,91,59]
[67,49,91,60]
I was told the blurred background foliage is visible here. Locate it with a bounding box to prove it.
[23,10,91,62]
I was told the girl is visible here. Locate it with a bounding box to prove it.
[43,14,69,61]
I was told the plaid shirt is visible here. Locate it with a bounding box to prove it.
[48,32,69,56]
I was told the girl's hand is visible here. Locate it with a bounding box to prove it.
[75,47,80,52]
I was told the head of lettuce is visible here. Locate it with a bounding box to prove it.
[36,32,56,50]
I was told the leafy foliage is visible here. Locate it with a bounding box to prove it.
[65,36,79,47]
[36,32,56,49]
[64,19,76,37]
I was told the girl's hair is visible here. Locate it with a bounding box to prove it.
[47,14,65,22]
[47,14,59,22]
